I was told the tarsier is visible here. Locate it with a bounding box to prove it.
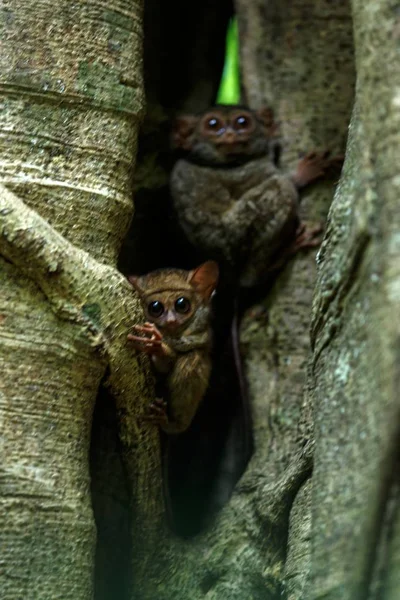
[170,104,342,286]
[127,261,219,434]
[164,104,342,535]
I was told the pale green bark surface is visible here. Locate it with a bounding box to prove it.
[0,2,161,599]
[306,1,400,597]
[235,0,355,597]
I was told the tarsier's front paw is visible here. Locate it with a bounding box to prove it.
[127,322,164,356]
[305,149,343,171]
[293,221,324,251]
[265,222,323,275]
[295,151,344,188]
[140,398,169,428]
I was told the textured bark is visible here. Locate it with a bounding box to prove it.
[0,2,162,599]
[235,1,355,597]
[306,1,400,598]
[283,478,312,600]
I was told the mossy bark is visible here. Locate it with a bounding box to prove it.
[0,2,161,599]
[235,0,355,597]
[306,1,400,598]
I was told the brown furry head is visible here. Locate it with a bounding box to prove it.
[129,261,219,337]
[171,105,279,166]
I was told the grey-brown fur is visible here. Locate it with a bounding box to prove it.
[171,156,299,287]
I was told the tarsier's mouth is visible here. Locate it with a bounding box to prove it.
[218,143,248,155]
[160,321,181,333]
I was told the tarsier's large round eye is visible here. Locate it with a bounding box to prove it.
[234,115,251,130]
[175,297,191,314]
[205,116,223,131]
[148,301,164,318]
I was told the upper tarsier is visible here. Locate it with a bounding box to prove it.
[170,104,343,287]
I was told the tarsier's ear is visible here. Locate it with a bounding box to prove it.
[256,107,280,137]
[256,107,274,127]
[189,261,219,300]
[128,275,144,294]
[171,115,199,150]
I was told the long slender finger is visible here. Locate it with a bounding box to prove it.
[144,323,163,340]
[149,406,166,417]
[128,334,161,345]
[153,397,167,408]
[132,325,155,334]
[132,324,163,341]
[128,335,161,349]
[139,415,161,423]
[127,334,148,342]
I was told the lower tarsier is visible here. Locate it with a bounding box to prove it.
[127,105,343,534]
[128,261,219,434]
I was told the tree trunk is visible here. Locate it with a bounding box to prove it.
[3,0,400,599]
[306,1,400,598]
[0,2,162,599]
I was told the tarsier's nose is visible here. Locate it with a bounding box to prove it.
[166,311,176,324]
[221,128,236,144]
